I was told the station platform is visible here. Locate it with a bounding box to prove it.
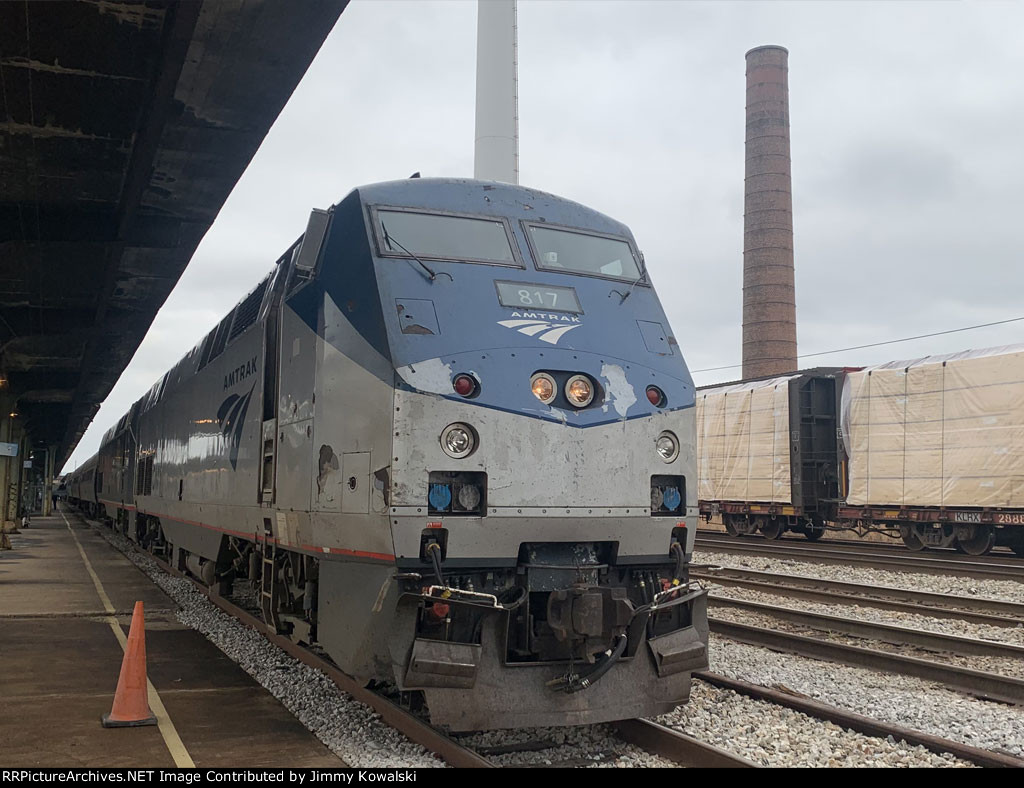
[0,508,345,768]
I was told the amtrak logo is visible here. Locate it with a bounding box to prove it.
[217,381,255,470]
[498,314,581,345]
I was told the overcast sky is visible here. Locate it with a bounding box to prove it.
[62,0,1024,472]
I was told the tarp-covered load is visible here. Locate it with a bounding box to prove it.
[843,345,1024,508]
[696,375,796,503]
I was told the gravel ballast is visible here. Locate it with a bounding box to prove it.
[695,549,1024,605]
[708,635,1024,758]
[708,604,1024,679]
[708,584,1024,645]
[660,681,973,768]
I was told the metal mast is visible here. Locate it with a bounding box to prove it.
[474,0,519,183]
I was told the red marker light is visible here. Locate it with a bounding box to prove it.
[426,602,450,621]
[646,386,665,407]
[453,374,476,397]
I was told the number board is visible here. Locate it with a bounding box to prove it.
[495,281,582,314]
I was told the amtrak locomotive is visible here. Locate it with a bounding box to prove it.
[68,178,708,730]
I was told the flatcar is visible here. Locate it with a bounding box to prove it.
[67,177,708,730]
[696,350,1024,556]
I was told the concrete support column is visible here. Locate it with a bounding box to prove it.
[1,396,21,531]
[17,430,30,520]
[42,446,55,516]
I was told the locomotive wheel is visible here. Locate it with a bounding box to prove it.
[760,518,784,540]
[900,526,925,552]
[955,525,996,556]
[724,517,739,537]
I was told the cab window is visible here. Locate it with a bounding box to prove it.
[374,208,519,266]
[525,224,643,282]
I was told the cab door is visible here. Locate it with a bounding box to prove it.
[259,260,287,506]
[267,209,330,511]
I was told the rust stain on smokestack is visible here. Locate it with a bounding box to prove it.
[743,44,797,379]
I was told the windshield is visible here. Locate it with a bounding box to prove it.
[376,209,518,266]
[526,225,643,281]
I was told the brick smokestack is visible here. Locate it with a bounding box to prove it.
[743,45,797,378]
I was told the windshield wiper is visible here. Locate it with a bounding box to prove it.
[616,274,644,303]
[382,222,451,282]
[614,251,647,302]
[610,252,647,303]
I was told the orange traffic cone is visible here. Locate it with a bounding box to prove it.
[102,601,157,728]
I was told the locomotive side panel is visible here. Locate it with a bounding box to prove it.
[138,328,265,558]
[305,288,401,681]
[275,303,316,514]
[299,210,401,678]
[309,292,395,527]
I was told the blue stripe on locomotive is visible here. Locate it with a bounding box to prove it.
[300,178,695,427]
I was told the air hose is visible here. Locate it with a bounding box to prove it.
[670,540,686,583]
[549,634,628,694]
[425,541,445,586]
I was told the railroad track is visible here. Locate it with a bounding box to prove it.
[749,533,1021,560]
[694,672,1023,769]
[83,515,752,769]
[82,513,1024,768]
[694,533,1024,582]
[456,720,757,768]
[692,565,1024,627]
[706,607,1024,706]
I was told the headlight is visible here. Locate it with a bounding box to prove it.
[441,423,477,458]
[656,431,679,463]
[531,372,556,405]
[457,484,481,511]
[565,374,594,407]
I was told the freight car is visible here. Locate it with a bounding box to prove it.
[66,177,708,730]
[696,348,1024,556]
[695,368,842,543]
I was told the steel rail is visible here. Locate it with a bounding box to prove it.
[693,566,1024,625]
[697,531,1024,567]
[694,672,1024,769]
[613,718,759,768]
[710,532,1023,561]
[695,535,1024,582]
[697,528,1024,559]
[708,617,1024,705]
[709,597,1024,659]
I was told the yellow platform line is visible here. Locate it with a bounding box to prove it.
[62,511,195,768]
